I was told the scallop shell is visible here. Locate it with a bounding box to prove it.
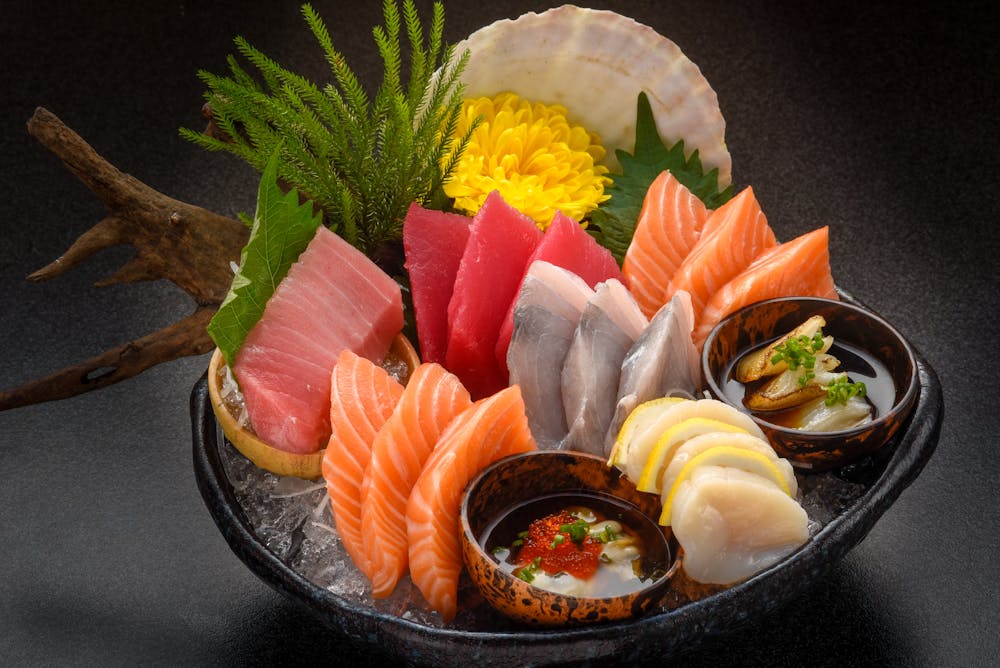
[454,5,731,185]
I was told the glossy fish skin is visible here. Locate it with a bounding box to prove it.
[605,290,702,457]
[562,280,648,455]
[507,261,595,449]
[495,211,622,378]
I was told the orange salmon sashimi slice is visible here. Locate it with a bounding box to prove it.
[360,363,472,598]
[622,170,710,319]
[665,186,777,323]
[693,226,838,350]
[406,385,538,622]
[322,350,404,579]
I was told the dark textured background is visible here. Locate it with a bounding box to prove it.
[2,1,997,665]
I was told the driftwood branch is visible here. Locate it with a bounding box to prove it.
[0,107,250,411]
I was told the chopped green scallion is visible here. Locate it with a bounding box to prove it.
[824,375,867,406]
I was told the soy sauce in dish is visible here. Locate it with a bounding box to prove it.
[721,339,895,430]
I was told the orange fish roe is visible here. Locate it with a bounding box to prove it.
[514,511,603,579]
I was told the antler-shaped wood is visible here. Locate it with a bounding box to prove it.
[0,107,249,411]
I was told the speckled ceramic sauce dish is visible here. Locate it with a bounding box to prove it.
[701,296,919,471]
[459,451,678,626]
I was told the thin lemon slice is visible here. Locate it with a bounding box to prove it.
[607,396,687,467]
[621,398,767,482]
[635,417,749,493]
[658,445,792,525]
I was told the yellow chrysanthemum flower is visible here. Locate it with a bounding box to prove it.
[444,92,611,229]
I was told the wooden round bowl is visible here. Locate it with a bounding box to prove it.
[207,333,419,479]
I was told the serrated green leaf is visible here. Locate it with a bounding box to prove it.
[207,149,323,368]
[589,91,734,265]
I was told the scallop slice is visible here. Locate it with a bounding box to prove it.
[658,432,798,501]
[659,445,793,525]
[671,465,809,585]
[635,417,750,493]
[454,5,731,183]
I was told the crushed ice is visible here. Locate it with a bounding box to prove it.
[219,364,250,428]
[218,431,871,629]
[219,433,502,630]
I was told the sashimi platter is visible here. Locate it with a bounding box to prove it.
[178,2,940,664]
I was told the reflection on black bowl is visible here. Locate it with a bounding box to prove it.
[701,296,919,471]
[190,290,941,665]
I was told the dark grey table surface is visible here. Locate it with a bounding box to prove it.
[3,1,997,666]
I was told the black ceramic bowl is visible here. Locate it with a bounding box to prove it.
[191,292,941,665]
[701,296,919,471]
[460,451,677,626]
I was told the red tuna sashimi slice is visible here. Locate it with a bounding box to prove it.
[403,203,471,364]
[406,385,538,622]
[234,226,404,454]
[445,190,543,399]
[665,186,777,323]
[693,226,838,350]
[622,171,710,318]
[323,350,404,578]
[494,210,623,377]
[360,362,472,597]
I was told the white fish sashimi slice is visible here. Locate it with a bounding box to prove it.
[454,5,731,183]
[661,432,797,499]
[672,466,809,585]
[595,279,648,340]
[562,280,647,455]
[605,290,701,457]
[520,261,595,317]
[508,264,594,448]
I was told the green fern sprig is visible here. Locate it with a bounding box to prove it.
[180,0,474,260]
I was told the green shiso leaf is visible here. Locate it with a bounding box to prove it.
[588,91,734,265]
[207,149,323,368]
